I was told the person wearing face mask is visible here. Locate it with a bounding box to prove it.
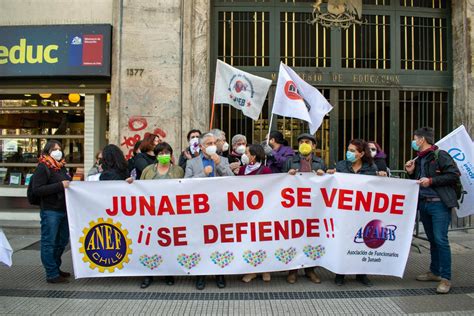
[31,140,71,283]
[284,133,326,284]
[237,144,272,283]
[228,134,248,175]
[405,127,460,294]
[265,131,295,173]
[209,128,230,157]
[139,142,183,289]
[185,133,233,290]
[178,129,202,170]
[368,141,388,177]
[327,139,379,286]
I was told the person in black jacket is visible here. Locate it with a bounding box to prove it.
[327,139,379,287]
[32,140,71,283]
[99,144,130,181]
[134,133,161,179]
[178,129,201,170]
[284,133,326,285]
[405,127,460,294]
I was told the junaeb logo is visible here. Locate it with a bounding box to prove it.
[448,148,466,162]
[0,38,58,64]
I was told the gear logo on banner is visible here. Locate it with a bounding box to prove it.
[79,218,132,273]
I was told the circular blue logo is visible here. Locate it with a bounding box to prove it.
[448,148,465,162]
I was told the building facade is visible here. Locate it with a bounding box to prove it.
[0,0,473,202]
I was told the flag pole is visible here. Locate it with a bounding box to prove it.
[209,84,216,130]
[266,113,274,145]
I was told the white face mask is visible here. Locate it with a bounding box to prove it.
[222,142,229,152]
[235,145,246,155]
[370,150,377,158]
[50,149,63,161]
[241,153,250,165]
[205,145,217,156]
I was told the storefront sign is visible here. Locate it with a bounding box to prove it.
[0,24,111,77]
[66,173,418,278]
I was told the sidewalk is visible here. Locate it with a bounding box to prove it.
[1,229,473,315]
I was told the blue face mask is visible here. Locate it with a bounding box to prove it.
[411,140,420,151]
[346,151,357,163]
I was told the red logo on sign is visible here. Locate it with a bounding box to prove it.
[82,34,103,66]
[284,81,303,101]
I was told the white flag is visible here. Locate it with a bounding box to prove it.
[213,60,272,121]
[436,125,474,217]
[272,62,333,134]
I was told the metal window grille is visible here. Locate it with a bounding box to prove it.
[342,15,391,69]
[218,11,270,67]
[398,90,449,165]
[363,0,390,4]
[400,0,446,8]
[400,16,448,71]
[280,12,331,67]
[338,90,391,162]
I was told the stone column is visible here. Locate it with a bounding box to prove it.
[452,1,474,137]
[110,0,211,156]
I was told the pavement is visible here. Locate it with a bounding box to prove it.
[0,224,474,315]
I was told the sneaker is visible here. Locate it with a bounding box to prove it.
[262,273,271,282]
[305,270,321,284]
[46,276,69,284]
[287,270,297,284]
[436,279,451,294]
[242,273,257,283]
[416,272,442,282]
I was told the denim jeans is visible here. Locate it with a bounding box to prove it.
[40,210,70,279]
[419,200,451,280]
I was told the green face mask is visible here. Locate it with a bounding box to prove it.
[157,154,171,165]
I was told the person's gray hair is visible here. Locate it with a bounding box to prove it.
[200,133,215,145]
[232,134,247,146]
[209,129,225,140]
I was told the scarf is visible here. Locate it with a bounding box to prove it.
[416,145,438,158]
[245,162,262,175]
[39,154,66,171]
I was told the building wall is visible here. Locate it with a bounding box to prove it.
[0,0,113,25]
[452,1,474,137]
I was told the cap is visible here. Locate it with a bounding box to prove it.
[297,133,317,144]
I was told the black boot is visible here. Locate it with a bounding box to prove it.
[356,274,373,287]
[334,274,345,286]
[140,276,153,289]
[196,276,206,290]
[165,276,175,286]
[216,275,226,289]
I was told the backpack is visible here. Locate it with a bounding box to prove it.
[433,150,466,202]
[27,165,50,206]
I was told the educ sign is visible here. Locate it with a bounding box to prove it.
[0,24,111,77]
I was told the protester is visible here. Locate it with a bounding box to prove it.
[228,134,247,175]
[99,144,131,181]
[327,139,378,287]
[139,142,184,288]
[185,132,233,290]
[127,140,142,177]
[87,150,103,177]
[368,141,388,177]
[134,133,161,179]
[32,140,71,283]
[405,127,460,294]
[237,144,272,283]
[265,131,295,173]
[209,128,229,156]
[284,133,325,284]
[178,129,202,170]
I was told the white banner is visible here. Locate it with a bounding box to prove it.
[66,173,418,279]
[272,62,333,134]
[436,125,474,217]
[214,60,272,121]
